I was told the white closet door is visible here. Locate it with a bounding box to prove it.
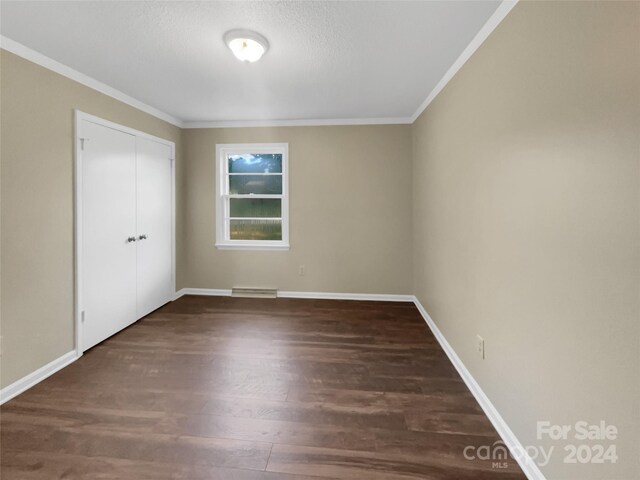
[135,136,173,318]
[82,120,138,351]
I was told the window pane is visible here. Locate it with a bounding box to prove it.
[228,154,282,174]
[230,219,282,241]
[229,175,282,195]
[230,198,281,218]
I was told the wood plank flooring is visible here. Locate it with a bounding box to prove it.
[0,295,526,479]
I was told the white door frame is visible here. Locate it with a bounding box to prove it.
[74,110,176,357]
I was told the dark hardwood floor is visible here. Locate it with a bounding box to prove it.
[1,295,525,479]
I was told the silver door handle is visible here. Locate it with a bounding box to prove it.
[127,236,137,243]
[138,234,148,240]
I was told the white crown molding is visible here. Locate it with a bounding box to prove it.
[1,1,517,129]
[0,350,79,405]
[0,36,184,128]
[183,117,413,129]
[0,35,410,130]
[412,296,546,480]
[410,0,519,123]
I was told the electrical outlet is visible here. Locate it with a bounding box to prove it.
[476,335,485,360]
[299,265,305,276]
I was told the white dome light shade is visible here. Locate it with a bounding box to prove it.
[224,29,269,63]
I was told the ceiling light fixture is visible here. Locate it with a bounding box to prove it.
[223,29,269,63]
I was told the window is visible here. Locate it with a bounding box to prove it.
[215,143,289,250]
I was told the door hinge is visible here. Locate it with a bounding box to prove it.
[80,138,89,151]
[81,310,86,323]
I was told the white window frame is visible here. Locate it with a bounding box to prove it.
[215,143,289,250]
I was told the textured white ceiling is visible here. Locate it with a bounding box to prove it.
[1,1,501,124]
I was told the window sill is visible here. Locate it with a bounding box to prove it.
[215,243,290,251]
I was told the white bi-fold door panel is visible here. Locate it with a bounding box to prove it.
[79,117,173,352]
[81,120,138,351]
[136,137,173,319]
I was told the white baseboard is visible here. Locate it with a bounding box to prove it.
[278,291,414,302]
[174,288,413,303]
[0,350,79,405]
[0,289,542,480]
[412,296,546,480]
[174,288,232,300]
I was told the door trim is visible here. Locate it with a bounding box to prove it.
[74,110,176,356]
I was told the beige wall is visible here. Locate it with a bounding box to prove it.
[412,2,639,479]
[2,2,638,478]
[182,126,413,294]
[0,50,413,392]
[0,50,183,388]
